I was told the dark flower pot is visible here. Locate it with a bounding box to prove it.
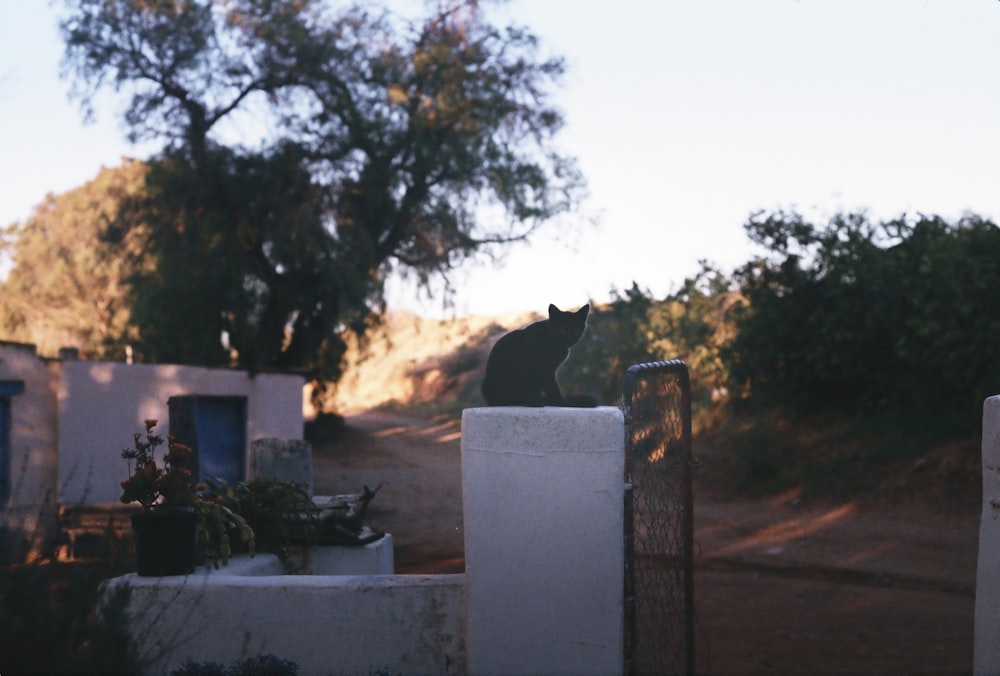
[130,510,199,577]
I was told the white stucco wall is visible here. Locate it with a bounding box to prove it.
[250,372,305,441]
[58,361,305,505]
[462,406,625,676]
[0,342,60,558]
[975,394,1000,673]
[106,572,466,675]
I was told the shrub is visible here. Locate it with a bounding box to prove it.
[172,654,299,676]
[0,563,139,674]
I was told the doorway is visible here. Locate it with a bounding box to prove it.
[168,396,248,485]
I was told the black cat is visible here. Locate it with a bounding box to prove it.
[481,304,598,407]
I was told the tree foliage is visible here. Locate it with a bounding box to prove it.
[111,144,342,369]
[563,266,740,412]
[50,0,584,377]
[560,284,661,404]
[559,210,1000,438]
[726,210,1000,427]
[0,160,149,359]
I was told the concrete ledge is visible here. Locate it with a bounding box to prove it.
[462,405,624,455]
[293,534,393,575]
[105,572,466,675]
[201,552,286,576]
[181,535,393,577]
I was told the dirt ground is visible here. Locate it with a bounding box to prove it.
[313,411,979,674]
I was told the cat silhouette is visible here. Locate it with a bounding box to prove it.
[481,303,598,407]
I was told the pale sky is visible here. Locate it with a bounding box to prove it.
[2,1,999,318]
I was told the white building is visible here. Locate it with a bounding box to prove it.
[0,340,305,561]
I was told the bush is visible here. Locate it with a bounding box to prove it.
[727,211,1000,434]
[562,269,739,425]
[172,654,299,676]
[0,563,139,674]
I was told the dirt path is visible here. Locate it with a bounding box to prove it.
[312,411,465,573]
[312,412,979,673]
[694,496,977,673]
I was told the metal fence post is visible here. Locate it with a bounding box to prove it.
[621,360,696,675]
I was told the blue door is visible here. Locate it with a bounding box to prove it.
[167,396,247,485]
[196,398,247,484]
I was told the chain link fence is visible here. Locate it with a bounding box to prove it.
[622,360,695,675]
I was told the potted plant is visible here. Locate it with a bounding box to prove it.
[201,477,318,572]
[120,420,253,575]
[195,481,255,570]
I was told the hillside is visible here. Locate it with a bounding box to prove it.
[324,310,540,415]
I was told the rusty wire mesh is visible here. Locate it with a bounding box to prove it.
[622,360,695,676]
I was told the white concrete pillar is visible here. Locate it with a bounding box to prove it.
[462,406,624,676]
[976,395,1000,674]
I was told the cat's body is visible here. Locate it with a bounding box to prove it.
[481,304,598,407]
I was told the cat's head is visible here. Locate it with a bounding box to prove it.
[548,303,590,346]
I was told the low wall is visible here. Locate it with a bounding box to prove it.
[107,571,466,674]
[975,395,1000,672]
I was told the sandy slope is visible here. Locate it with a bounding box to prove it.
[321,310,538,414]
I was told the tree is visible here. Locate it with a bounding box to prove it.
[560,284,662,404]
[110,144,342,369]
[0,160,149,359]
[725,210,901,411]
[725,210,1000,430]
[56,0,584,378]
[562,270,740,414]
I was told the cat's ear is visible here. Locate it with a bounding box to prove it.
[578,304,590,318]
[548,304,560,318]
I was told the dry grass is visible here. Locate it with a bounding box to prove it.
[320,310,538,415]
